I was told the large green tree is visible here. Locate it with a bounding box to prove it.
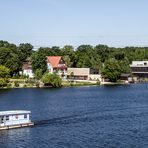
[75,45,101,69]
[0,47,19,74]
[17,43,33,70]
[101,58,121,82]
[61,45,75,67]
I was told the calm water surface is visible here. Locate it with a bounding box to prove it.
[0,84,148,148]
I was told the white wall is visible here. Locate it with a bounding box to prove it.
[89,74,101,81]
[1,114,30,126]
[131,61,148,66]
[23,69,34,78]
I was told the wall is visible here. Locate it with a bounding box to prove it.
[0,114,30,126]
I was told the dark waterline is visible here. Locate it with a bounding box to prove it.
[0,84,148,148]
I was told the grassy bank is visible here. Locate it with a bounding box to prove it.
[1,79,130,89]
[62,81,100,87]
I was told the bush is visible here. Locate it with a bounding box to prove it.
[14,81,19,87]
[0,78,8,87]
[42,73,62,88]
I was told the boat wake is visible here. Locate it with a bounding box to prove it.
[34,105,148,127]
[34,114,81,126]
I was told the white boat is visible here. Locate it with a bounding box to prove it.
[0,110,34,130]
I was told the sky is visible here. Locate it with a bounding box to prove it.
[0,0,148,48]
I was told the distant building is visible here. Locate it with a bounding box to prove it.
[67,68,101,81]
[47,56,67,78]
[130,61,148,78]
[22,58,34,78]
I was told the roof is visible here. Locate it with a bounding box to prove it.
[121,73,131,77]
[22,63,32,70]
[47,56,62,68]
[67,68,90,76]
[0,110,31,116]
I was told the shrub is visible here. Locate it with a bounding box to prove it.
[14,81,19,87]
[42,73,62,88]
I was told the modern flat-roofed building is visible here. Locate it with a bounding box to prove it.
[67,68,101,81]
[130,61,148,78]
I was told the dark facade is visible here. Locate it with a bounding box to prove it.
[130,61,148,78]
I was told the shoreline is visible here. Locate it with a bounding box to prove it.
[0,81,138,89]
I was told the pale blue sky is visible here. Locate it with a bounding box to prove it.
[0,0,148,47]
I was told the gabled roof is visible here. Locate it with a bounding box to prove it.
[47,56,62,68]
[22,63,32,70]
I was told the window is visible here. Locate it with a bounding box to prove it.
[144,62,147,65]
[24,114,27,119]
[6,116,9,121]
[15,114,19,119]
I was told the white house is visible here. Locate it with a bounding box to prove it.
[22,58,34,78]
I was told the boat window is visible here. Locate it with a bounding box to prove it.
[0,116,4,123]
[15,114,19,119]
[24,114,27,119]
[6,116,9,121]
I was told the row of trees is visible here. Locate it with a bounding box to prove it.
[1,40,148,84]
[31,44,148,81]
[0,40,33,75]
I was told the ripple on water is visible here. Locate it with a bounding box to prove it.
[0,84,148,147]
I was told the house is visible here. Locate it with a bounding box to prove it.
[22,58,34,78]
[67,68,101,81]
[47,56,67,78]
[130,61,148,78]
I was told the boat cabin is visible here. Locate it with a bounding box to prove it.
[0,110,32,127]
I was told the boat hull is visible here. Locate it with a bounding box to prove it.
[0,122,34,130]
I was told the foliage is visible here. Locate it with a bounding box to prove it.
[0,40,33,74]
[14,81,19,87]
[61,45,75,67]
[0,65,10,87]
[101,58,121,82]
[0,47,19,73]
[42,73,62,87]
[35,69,43,80]
[0,65,10,78]
[1,40,148,83]
[18,43,33,61]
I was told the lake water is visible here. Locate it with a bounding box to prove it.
[0,84,148,148]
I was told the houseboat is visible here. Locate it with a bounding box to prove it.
[0,110,34,130]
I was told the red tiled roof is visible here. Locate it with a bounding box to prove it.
[47,56,62,68]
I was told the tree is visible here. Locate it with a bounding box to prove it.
[61,45,75,67]
[95,44,109,62]
[0,65,10,87]
[75,45,97,68]
[35,69,43,80]
[51,46,62,55]
[17,43,33,70]
[0,47,19,74]
[101,58,121,82]
[18,43,33,60]
[63,55,72,67]
[42,73,62,87]
[31,49,48,74]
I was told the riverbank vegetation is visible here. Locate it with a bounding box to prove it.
[1,40,148,87]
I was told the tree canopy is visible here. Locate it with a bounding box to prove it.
[1,40,148,82]
[0,65,10,87]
